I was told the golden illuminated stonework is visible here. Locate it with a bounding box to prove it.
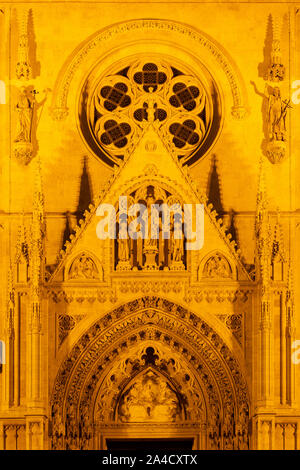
[0,1,299,452]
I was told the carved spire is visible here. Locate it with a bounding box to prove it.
[255,157,271,295]
[15,211,29,265]
[29,155,45,329]
[16,9,32,81]
[6,264,15,338]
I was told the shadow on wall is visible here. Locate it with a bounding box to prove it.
[28,8,41,78]
[61,156,94,250]
[258,14,273,79]
[206,154,224,218]
[206,154,239,247]
[76,156,93,224]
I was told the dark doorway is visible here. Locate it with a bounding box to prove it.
[106,438,194,451]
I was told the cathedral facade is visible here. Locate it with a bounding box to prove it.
[0,1,300,450]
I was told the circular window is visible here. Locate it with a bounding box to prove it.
[79,57,221,167]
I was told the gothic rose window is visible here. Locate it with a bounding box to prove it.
[81,57,220,167]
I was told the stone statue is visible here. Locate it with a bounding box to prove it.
[170,224,184,262]
[144,194,158,249]
[250,81,291,163]
[118,237,130,262]
[144,87,157,124]
[14,87,34,143]
[267,86,289,142]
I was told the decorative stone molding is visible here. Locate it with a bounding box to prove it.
[49,288,117,304]
[216,313,243,345]
[184,287,251,304]
[51,19,247,121]
[57,313,85,346]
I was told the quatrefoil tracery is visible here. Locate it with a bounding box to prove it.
[87,59,214,165]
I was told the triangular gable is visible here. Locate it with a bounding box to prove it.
[49,124,251,282]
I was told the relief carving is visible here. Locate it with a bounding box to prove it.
[68,253,100,280]
[118,370,181,423]
[202,253,232,279]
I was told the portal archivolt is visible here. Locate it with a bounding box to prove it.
[50,297,250,450]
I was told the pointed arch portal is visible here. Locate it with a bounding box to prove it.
[50,297,250,450]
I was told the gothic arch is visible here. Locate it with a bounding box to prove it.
[50,297,250,450]
[50,19,248,122]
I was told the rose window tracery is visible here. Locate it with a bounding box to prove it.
[81,58,219,166]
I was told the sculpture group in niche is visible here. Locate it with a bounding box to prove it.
[118,370,181,423]
[115,184,186,271]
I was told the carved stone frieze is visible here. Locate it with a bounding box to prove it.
[184,287,251,304]
[49,288,117,304]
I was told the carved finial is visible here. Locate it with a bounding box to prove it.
[16,9,32,80]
